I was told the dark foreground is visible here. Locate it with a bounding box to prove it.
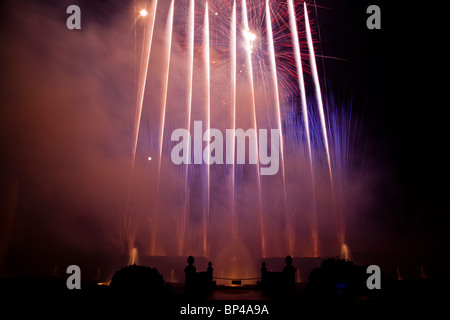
[0,277,445,318]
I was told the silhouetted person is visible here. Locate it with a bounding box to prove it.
[184,256,216,294]
[207,261,213,273]
[283,256,296,293]
[207,262,213,283]
[261,261,267,274]
[184,256,196,292]
[185,256,196,273]
[207,262,216,289]
[283,256,296,277]
[259,262,267,288]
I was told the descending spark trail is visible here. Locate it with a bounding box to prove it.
[230,0,237,239]
[153,0,175,255]
[265,0,291,255]
[304,3,332,182]
[180,0,195,255]
[304,3,342,247]
[288,0,312,171]
[123,0,158,254]
[132,0,158,169]
[288,0,318,256]
[203,2,211,257]
[242,0,265,258]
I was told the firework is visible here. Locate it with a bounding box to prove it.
[127,0,360,263]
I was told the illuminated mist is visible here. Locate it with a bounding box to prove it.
[0,0,393,283]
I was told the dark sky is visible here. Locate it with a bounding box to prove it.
[0,0,448,277]
[312,0,448,249]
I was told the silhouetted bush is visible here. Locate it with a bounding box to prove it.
[307,258,367,301]
[110,264,165,296]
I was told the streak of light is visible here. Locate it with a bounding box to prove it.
[153,0,175,255]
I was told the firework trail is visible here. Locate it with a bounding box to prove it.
[304,2,332,182]
[288,0,318,256]
[242,0,265,257]
[180,0,195,256]
[265,0,291,255]
[203,1,211,257]
[230,0,237,239]
[123,0,158,253]
[328,95,359,251]
[153,0,175,255]
[288,0,312,172]
[132,0,158,169]
[303,2,342,248]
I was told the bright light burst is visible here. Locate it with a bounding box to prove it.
[243,29,257,53]
[243,29,257,42]
[175,0,316,100]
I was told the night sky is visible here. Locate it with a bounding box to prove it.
[0,0,448,278]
